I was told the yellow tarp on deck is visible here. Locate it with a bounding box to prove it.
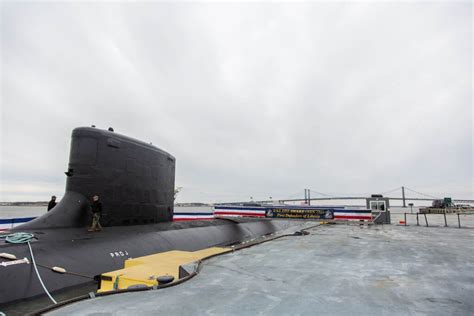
[99,247,231,292]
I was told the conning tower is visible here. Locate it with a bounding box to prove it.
[18,127,175,229]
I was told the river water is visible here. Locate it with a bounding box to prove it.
[0,204,423,220]
[0,205,47,218]
[3,205,473,228]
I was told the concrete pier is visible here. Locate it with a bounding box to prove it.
[48,221,474,316]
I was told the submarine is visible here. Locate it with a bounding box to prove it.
[0,127,297,307]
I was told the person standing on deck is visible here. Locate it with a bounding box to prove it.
[88,195,103,232]
[47,196,57,211]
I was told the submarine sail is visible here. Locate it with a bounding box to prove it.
[19,127,175,229]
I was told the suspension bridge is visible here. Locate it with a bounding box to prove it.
[217,186,474,206]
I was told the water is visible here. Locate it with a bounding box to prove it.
[0,206,214,219]
[2,205,472,228]
[0,205,46,219]
[0,205,453,219]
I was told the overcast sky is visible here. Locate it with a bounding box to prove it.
[1,1,472,203]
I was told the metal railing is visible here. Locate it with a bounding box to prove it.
[400,212,470,228]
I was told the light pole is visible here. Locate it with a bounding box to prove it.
[409,203,414,214]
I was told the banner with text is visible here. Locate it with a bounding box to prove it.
[265,208,334,220]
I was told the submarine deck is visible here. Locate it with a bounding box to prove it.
[47,216,474,316]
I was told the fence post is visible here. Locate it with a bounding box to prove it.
[424,213,428,227]
[443,212,447,227]
[416,213,419,226]
[404,213,407,226]
[457,213,461,228]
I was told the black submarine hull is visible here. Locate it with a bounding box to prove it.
[1,127,295,306]
[0,218,297,305]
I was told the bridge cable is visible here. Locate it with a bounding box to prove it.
[285,190,307,199]
[308,190,333,197]
[404,187,439,199]
[380,187,402,195]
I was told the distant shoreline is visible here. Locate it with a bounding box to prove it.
[0,202,212,207]
[0,202,48,206]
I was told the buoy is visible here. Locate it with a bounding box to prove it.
[399,220,406,224]
[0,253,16,260]
[51,266,66,274]
[157,275,174,285]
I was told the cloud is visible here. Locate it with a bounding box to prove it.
[1,1,472,203]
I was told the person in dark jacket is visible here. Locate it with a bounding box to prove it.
[88,195,103,232]
[47,196,57,211]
